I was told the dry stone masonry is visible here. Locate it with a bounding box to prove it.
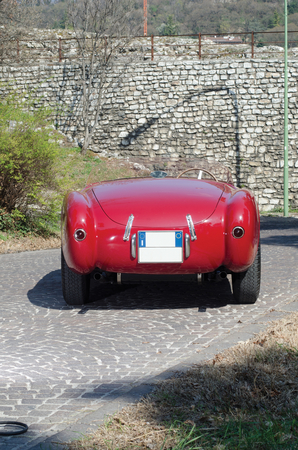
[1,57,298,211]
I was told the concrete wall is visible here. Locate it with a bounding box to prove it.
[1,58,298,211]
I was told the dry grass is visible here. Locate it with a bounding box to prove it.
[65,312,298,449]
[0,233,61,254]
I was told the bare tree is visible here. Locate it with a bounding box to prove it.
[67,0,141,154]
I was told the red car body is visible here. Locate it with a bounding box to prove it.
[61,166,260,306]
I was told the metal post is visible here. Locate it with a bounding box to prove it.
[199,33,201,59]
[251,31,254,58]
[151,34,154,61]
[143,0,147,37]
[284,0,289,216]
[17,39,19,62]
[59,37,62,62]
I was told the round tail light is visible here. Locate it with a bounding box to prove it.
[74,229,87,241]
[232,226,245,239]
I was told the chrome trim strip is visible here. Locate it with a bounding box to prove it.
[123,214,134,241]
[131,234,136,259]
[186,214,197,241]
[185,233,190,258]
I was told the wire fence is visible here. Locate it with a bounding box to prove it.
[1,30,298,64]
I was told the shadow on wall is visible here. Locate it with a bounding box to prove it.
[119,86,241,187]
[55,63,84,142]
[55,70,241,187]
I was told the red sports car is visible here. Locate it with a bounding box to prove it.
[61,159,260,306]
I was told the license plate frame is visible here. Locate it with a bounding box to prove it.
[138,231,183,264]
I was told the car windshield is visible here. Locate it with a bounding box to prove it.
[127,157,233,184]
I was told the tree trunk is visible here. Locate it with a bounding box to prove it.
[81,128,90,155]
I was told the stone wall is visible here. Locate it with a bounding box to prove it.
[1,58,298,211]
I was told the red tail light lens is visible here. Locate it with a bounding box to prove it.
[232,226,245,239]
[74,229,87,241]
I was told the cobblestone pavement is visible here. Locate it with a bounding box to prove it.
[0,216,297,449]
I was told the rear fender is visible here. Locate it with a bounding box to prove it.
[224,189,260,272]
[61,191,97,274]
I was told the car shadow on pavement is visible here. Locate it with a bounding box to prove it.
[27,269,234,311]
[261,234,298,247]
[87,276,233,310]
[260,215,298,231]
[27,269,70,310]
[260,216,298,248]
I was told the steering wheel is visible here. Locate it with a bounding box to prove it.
[177,168,218,181]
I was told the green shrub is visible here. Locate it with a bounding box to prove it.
[0,206,59,236]
[0,91,60,235]
[0,92,59,208]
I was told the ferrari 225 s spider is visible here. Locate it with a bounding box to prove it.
[61,159,260,306]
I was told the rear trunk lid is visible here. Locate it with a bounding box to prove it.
[92,178,225,227]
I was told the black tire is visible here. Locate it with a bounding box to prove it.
[232,244,261,304]
[61,250,90,306]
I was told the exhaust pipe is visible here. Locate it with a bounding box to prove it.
[93,272,101,281]
[215,270,227,282]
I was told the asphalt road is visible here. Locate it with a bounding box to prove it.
[0,216,298,449]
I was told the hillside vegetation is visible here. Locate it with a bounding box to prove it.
[38,0,298,38]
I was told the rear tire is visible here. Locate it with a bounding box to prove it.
[232,244,261,304]
[61,250,90,306]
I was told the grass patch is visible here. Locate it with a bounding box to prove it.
[261,206,298,216]
[64,312,298,450]
[0,232,9,241]
[56,147,142,192]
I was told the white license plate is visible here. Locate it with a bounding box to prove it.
[138,231,183,263]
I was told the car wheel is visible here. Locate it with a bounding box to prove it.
[61,249,90,306]
[232,244,261,304]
